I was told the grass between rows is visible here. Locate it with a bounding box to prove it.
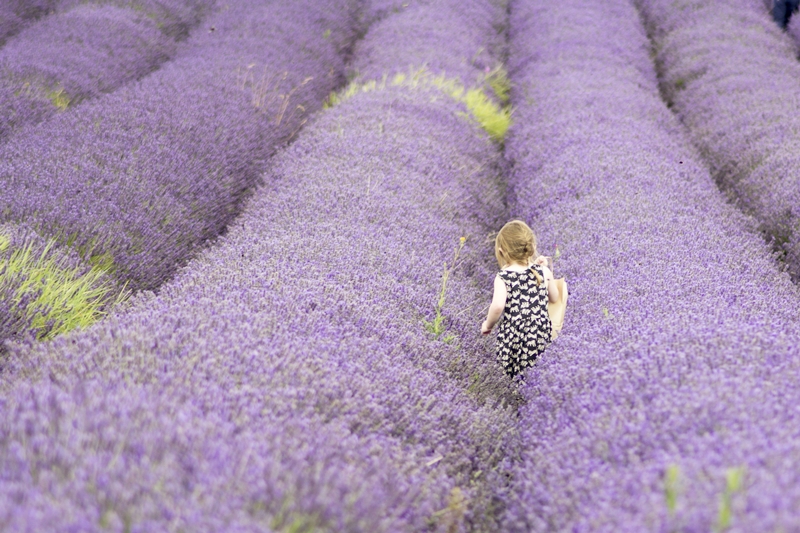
[325,65,513,142]
[0,231,128,341]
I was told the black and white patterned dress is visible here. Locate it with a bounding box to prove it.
[496,266,552,378]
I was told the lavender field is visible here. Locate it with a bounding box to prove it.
[3,0,800,530]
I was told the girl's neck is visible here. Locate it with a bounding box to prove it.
[503,260,531,272]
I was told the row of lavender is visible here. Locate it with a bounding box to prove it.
[631,0,800,280]
[1,0,520,530]
[788,1,800,42]
[1,0,207,45]
[0,0,361,291]
[0,0,213,142]
[0,0,53,45]
[501,0,800,530]
[0,0,370,346]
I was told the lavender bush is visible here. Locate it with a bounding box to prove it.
[0,223,123,350]
[634,0,800,279]
[0,0,213,142]
[0,5,174,139]
[58,0,215,39]
[0,7,25,45]
[0,0,56,45]
[351,0,506,86]
[788,4,800,42]
[0,0,363,293]
[501,0,800,530]
[2,0,520,530]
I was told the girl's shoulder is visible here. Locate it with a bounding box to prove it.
[498,268,533,285]
[500,265,541,276]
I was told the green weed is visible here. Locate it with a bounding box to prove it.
[485,65,510,103]
[463,87,510,142]
[663,464,680,515]
[466,372,482,394]
[268,499,321,533]
[47,87,71,110]
[716,466,745,531]
[88,250,116,273]
[428,487,467,533]
[424,236,466,341]
[9,75,71,110]
[0,237,128,340]
[324,66,513,142]
[235,65,312,127]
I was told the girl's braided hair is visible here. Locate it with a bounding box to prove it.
[494,220,543,285]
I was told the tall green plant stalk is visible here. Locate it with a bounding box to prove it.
[425,236,466,341]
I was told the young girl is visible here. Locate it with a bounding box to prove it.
[481,220,560,378]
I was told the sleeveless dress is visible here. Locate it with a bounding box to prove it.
[496,266,552,378]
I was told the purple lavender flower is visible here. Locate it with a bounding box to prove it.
[351,0,505,86]
[501,0,800,530]
[788,4,800,41]
[0,7,24,45]
[1,0,520,530]
[57,0,216,39]
[636,0,800,279]
[0,0,213,141]
[0,0,56,45]
[0,0,361,292]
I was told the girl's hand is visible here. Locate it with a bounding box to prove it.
[533,255,550,266]
[481,321,492,335]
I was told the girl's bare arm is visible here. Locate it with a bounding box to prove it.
[482,275,507,334]
[541,265,560,303]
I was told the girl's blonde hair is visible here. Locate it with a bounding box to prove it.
[495,220,543,285]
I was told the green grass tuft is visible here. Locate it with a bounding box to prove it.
[464,87,511,142]
[325,66,513,142]
[0,237,128,340]
[88,250,116,273]
[663,464,680,515]
[47,87,71,110]
[716,466,745,532]
[485,65,510,103]
[268,500,321,533]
